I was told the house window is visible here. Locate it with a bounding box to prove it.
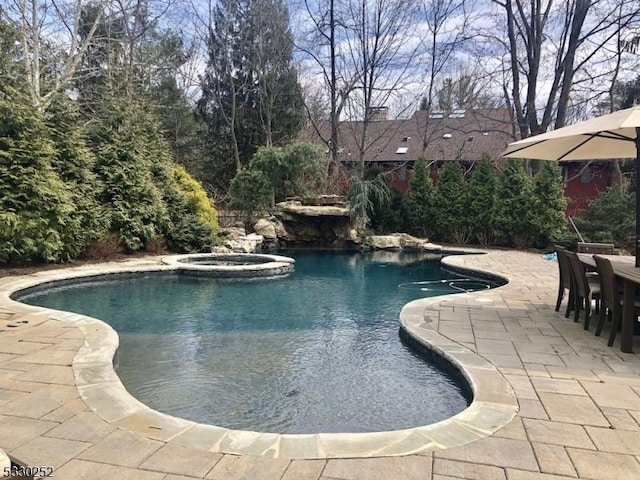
[448,109,466,118]
[397,165,407,181]
[396,147,409,154]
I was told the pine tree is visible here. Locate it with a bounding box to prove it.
[468,155,497,246]
[199,0,304,193]
[406,157,434,237]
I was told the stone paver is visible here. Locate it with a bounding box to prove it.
[9,436,91,469]
[522,418,594,449]
[1,251,640,478]
[322,457,433,480]
[584,426,640,455]
[44,411,116,442]
[280,460,327,480]
[582,382,640,410]
[54,459,167,480]
[537,392,610,427]
[432,458,506,479]
[0,415,57,450]
[435,436,538,471]
[567,448,640,480]
[77,428,164,467]
[531,442,577,477]
[205,455,290,480]
[140,443,222,477]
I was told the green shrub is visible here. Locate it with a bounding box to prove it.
[432,162,470,244]
[406,157,433,237]
[229,168,273,216]
[171,164,220,238]
[533,161,569,247]
[165,214,216,253]
[468,155,496,246]
[0,94,83,263]
[347,173,389,229]
[494,159,539,248]
[370,185,409,233]
[573,187,635,252]
[246,142,326,204]
[90,97,170,251]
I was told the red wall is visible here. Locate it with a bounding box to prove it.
[563,163,611,217]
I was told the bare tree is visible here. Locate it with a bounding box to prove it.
[7,0,103,111]
[414,0,476,155]
[341,0,418,175]
[491,0,640,140]
[295,0,358,173]
[200,0,249,169]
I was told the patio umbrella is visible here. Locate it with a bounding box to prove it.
[502,104,640,266]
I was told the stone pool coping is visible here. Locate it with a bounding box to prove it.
[0,250,517,459]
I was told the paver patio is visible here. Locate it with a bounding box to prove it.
[1,250,640,479]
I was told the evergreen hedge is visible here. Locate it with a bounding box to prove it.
[0,89,220,264]
[368,157,568,249]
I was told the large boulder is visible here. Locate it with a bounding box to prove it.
[224,233,264,253]
[273,219,289,240]
[274,197,360,249]
[253,218,277,240]
[221,226,246,240]
[366,233,432,251]
[369,235,402,250]
[277,201,350,218]
[397,233,427,249]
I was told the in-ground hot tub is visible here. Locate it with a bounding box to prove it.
[162,252,295,278]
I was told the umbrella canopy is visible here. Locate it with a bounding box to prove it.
[502,104,640,266]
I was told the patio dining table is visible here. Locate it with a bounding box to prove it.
[578,254,638,353]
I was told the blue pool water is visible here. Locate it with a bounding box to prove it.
[22,251,499,433]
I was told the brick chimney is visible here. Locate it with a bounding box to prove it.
[367,106,388,121]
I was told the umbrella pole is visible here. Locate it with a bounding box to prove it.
[636,127,640,267]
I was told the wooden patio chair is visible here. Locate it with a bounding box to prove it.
[593,255,640,346]
[554,246,574,318]
[566,250,601,330]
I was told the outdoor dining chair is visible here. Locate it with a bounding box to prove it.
[566,250,601,329]
[593,255,640,346]
[554,246,575,318]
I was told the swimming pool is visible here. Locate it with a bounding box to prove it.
[21,251,502,434]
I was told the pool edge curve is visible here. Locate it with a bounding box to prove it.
[2,251,518,459]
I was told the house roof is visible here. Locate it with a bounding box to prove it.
[300,108,514,163]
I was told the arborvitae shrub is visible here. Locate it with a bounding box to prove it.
[468,155,496,246]
[0,94,82,263]
[533,161,569,247]
[431,162,470,244]
[494,159,538,248]
[406,157,433,237]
